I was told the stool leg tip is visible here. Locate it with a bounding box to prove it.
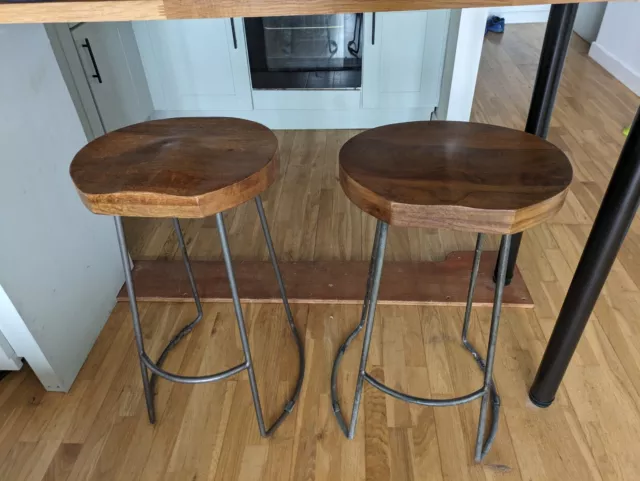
[528,392,554,408]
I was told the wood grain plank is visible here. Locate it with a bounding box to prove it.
[117,256,534,308]
[0,0,608,25]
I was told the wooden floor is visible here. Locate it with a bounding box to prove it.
[2,25,640,481]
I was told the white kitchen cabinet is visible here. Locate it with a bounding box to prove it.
[72,22,153,132]
[362,10,449,110]
[133,19,253,111]
[0,328,21,371]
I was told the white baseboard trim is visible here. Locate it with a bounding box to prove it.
[488,6,550,24]
[589,42,640,96]
[151,107,435,130]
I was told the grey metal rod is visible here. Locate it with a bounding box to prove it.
[114,216,156,424]
[216,212,267,437]
[364,374,485,406]
[115,204,299,436]
[462,233,485,350]
[143,356,248,384]
[331,221,382,436]
[174,218,203,316]
[475,234,511,462]
[348,221,389,438]
[255,196,305,436]
[330,224,507,461]
[150,218,205,392]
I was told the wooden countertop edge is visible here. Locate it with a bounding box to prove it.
[0,0,612,25]
[0,0,164,23]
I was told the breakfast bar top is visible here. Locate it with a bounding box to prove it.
[0,0,609,25]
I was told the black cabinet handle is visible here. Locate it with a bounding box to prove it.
[81,38,103,84]
[372,13,376,45]
[230,18,238,49]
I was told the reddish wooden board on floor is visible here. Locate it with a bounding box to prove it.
[117,251,533,307]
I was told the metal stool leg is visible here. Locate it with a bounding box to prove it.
[332,220,389,438]
[331,221,382,436]
[216,212,268,437]
[115,216,156,424]
[150,218,204,392]
[255,196,305,436]
[475,234,511,461]
[115,208,301,435]
[461,233,501,459]
[331,226,510,461]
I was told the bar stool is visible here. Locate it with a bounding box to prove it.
[331,121,572,461]
[69,117,304,437]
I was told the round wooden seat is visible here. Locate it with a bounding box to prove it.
[70,117,278,218]
[339,121,573,234]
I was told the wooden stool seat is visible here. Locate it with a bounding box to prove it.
[70,117,278,218]
[339,121,573,234]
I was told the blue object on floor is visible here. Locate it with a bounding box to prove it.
[486,16,505,34]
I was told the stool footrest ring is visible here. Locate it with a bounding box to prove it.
[363,373,486,406]
[143,355,248,384]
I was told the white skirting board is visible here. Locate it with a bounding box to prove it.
[151,107,435,130]
[589,42,640,97]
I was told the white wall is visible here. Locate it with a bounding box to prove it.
[574,3,606,43]
[437,7,488,121]
[589,3,640,96]
[0,23,124,391]
[488,4,550,24]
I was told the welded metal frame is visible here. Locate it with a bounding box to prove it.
[332,221,511,462]
[115,196,304,436]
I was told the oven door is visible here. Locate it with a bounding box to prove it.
[245,14,363,89]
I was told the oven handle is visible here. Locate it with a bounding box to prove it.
[371,13,376,45]
[230,18,238,49]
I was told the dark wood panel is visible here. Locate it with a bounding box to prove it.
[117,252,534,307]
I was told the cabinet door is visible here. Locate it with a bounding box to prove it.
[73,22,153,132]
[362,10,449,110]
[133,19,253,111]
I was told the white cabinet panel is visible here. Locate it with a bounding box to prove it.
[0,328,21,371]
[73,22,153,132]
[362,10,449,110]
[133,19,252,111]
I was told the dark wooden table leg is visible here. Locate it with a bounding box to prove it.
[530,109,640,407]
[495,3,578,285]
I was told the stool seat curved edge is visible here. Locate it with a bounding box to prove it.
[73,157,278,218]
[339,165,571,234]
[69,117,279,218]
[338,120,573,234]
